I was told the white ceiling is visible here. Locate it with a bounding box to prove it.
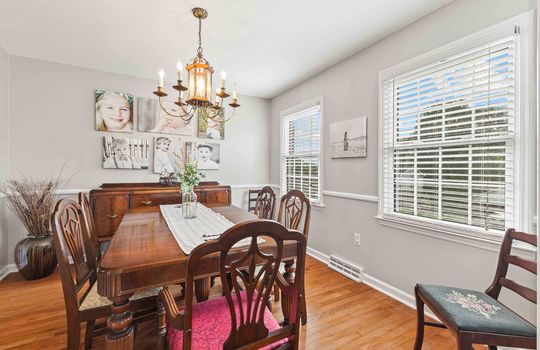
[0,0,452,98]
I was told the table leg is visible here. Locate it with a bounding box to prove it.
[106,295,134,350]
[194,277,211,302]
[157,297,167,350]
[281,260,296,324]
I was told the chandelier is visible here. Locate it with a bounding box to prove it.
[153,7,240,122]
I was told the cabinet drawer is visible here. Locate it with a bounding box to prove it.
[132,192,181,208]
[203,190,231,205]
[93,195,129,238]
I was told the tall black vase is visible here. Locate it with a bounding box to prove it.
[14,234,57,280]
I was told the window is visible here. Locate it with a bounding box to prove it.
[379,14,534,238]
[280,98,322,205]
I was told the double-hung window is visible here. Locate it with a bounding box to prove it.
[280,98,322,205]
[379,13,533,238]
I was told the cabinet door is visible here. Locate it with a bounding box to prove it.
[93,195,129,238]
[132,192,181,208]
[203,189,231,205]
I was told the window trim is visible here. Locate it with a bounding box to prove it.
[377,11,535,239]
[280,96,324,206]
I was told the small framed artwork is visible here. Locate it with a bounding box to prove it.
[329,117,367,158]
[198,108,225,140]
[95,90,134,132]
[138,99,195,135]
[153,136,182,174]
[186,141,221,170]
[102,136,149,169]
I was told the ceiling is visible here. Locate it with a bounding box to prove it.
[0,0,453,98]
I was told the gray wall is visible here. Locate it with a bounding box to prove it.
[2,56,271,265]
[0,45,9,271]
[270,0,537,325]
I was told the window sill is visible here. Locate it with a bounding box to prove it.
[375,214,535,257]
[311,203,326,211]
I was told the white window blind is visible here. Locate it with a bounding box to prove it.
[382,35,517,233]
[281,102,321,204]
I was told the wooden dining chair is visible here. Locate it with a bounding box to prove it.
[414,228,537,350]
[78,192,102,263]
[50,198,159,350]
[276,189,311,325]
[254,186,276,220]
[247,188,261,212]
[158,220,307,350]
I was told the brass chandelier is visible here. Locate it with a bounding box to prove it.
[153,7,240,122]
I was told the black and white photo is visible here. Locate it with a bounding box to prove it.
[102,136,149,169]
[329,117,367,158]
[153,136,182,174]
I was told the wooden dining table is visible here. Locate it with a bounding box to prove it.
[97,204,298,350]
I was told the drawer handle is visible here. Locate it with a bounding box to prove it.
[142,200,153,205]
[107,213,117,219]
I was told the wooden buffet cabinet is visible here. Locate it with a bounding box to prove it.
[89,182,231,240]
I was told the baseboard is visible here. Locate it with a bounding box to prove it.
[0,264,18,281]
[305,246,439,321]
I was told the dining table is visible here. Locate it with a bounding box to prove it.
[97,204,298,350]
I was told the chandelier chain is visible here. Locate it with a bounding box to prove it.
[197,18,203,55]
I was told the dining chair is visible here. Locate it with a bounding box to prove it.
[247,188,261,212]
[414,228,537,350]
[50,198,159,350]
[254,186,276,220]
[276,189,311,325]
[78,192,102,263]
[158,220,307,350]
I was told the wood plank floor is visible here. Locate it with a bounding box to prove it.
[0,257,482,349]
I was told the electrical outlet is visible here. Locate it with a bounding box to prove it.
[353,233,361,246]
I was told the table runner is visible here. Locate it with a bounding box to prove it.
[160,203,236,254]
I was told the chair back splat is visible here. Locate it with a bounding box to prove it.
[254,186,276,220]
[277,190,311,237]
[486,228,537,303]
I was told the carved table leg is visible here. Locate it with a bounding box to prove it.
[194,277,211,302]
[106,295,134,350]
[157,297,167,350]
[281,260,296,324]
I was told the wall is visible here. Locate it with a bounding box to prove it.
[270,0,537,326]
[0,45,9,275]
[3,56,271,265]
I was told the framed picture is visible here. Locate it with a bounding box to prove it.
[138,99,195,135]
[95,90,134,132]
[153,136,182,174]
[198,109,225,140]
[329,117,367,158]
[186,141,221,170]
[102,136,149,169]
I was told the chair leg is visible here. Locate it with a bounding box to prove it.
[413,286,425,350]
[274,283,280,302]
[67,317,81,350]
[457,335,473,350]
[84,320,95,350]
[300,291,307,325]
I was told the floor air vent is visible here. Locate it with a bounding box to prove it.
[328,255,363,282]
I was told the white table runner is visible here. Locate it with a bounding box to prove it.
[160,203,236,254]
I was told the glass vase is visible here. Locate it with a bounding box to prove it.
[182,188,197,219]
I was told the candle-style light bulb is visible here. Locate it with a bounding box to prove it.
[176,61,183,80]
[158,69,164,88]
[232,84,238,100]
[220,70,226,88]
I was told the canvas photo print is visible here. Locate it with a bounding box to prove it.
[186,141,221,170]
[330,117,367,158]
[198,108,225,140]
[153,136,182,174]
[95,90,134,133]
[138,98,195,135]
[102,136,149,169]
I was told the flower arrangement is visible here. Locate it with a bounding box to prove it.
[175,148,205,193]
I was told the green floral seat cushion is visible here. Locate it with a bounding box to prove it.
[417,284,536,337]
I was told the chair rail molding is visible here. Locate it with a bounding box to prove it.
[323,190,378,203]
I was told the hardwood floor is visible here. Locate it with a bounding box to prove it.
[0,257,482,349]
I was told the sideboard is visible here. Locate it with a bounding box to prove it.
[89,182,231,240]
